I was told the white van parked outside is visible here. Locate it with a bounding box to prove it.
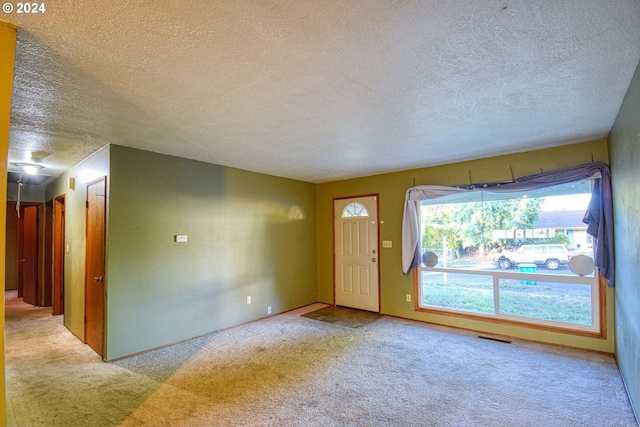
[494,244,571,270]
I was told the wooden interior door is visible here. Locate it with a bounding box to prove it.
[5,202,19,291]
[17,204,24,298]
[22,205,39,306]
[53,195,66,315]
[43,202,53,307]
[85,178,106,356]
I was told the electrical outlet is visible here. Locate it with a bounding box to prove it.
[246,296,251,304]
[267,306,272,315]
[406,294,412,302]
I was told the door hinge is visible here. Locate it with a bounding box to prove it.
[86,200,89,209]
[84,316,87,324]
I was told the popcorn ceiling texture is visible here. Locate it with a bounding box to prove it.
[6,0,640,182]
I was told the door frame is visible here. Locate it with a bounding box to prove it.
[84,177,107,357]
[52,195,65,315]
[43,200,53,307]
[14,202,43,304]
[332,194,381,312]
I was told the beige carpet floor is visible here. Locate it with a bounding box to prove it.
[5,291,638,426]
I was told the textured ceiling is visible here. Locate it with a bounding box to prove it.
[5,0,640,183]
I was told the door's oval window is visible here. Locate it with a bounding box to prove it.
[342,202,369,218]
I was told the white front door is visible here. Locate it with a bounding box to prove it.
[334,196,379,312]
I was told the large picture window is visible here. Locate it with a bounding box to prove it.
[418,181,600,333]
[402,163,613,336]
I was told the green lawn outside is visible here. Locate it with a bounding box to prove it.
[421,276,592,326]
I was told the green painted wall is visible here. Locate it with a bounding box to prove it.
[317,139,615,352]
[46,146,110,340]
[105,145,317,360]
[609,59,640,419]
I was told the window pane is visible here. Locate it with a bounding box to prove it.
[498,279,592,326]
[342,203,369,218]
[421,272,494,315]
[420,182,594,274]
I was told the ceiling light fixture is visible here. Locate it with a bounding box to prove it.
[11,162,45,175]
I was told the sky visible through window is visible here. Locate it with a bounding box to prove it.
[540,193,591,211]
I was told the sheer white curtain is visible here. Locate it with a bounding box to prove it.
[401,186,469,274]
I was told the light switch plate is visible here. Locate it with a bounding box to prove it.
[383,240,392,248]
[175,234,188,243]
